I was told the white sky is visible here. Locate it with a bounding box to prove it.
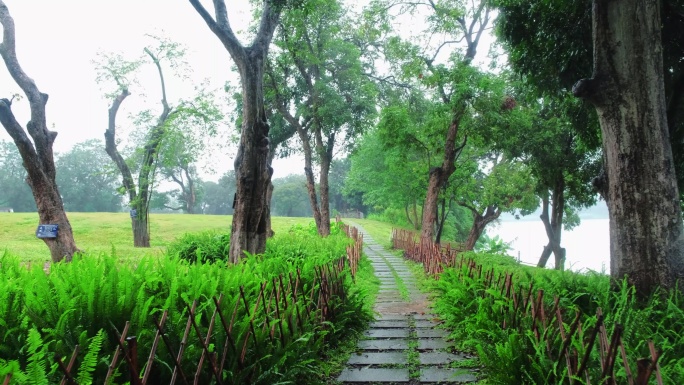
[0,0,305,180]
[0,0,499,183]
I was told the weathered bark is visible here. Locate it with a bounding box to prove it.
[0,2,79,262]
[420,116,467,241]
[190,0,280,262]
[537,182,566,270]
[574,0,684,296]
[463,204,501,251]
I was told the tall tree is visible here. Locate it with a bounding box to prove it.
[0,2,79,262]
[189,0,284,262]
[367,0,492,241]
[55,139,123,212]
[102,42,175,247]
[266,0,377,236]
[572,0,684,296]
[99,38,217,246]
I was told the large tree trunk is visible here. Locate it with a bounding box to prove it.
[420,114,466,241]
[463,205,501,250]
[574,0,684,296]
[0,2,79,262]
[132,203,150,247]
[537,182,566,270]
[189,0,281,262]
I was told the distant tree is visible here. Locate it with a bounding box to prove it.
[0,2,79,262]
[271,174,312,217]
[98,37,220,247]
[156,91,224,214]
[55,139,123,212]
[201,171,236,215]
[454,149,537,250]
[0,140,35,212]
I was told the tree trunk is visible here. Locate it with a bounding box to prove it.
[302,145,323,232]
[412,199,420,230]
[317,137,332,236]
[0,2,79,262]
[189,0,281,262]
[463,205,501,250]
[132,202,150,247]
[574,0,684,296]
[537,183,566,270]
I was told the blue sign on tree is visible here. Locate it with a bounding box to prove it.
[36,224,58,239]
[130,209,137,219]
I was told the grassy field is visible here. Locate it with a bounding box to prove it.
[0,212,400,263]
[0,212,315,262]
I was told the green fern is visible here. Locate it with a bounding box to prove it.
[76,329,105,385]
[24,329,48,385]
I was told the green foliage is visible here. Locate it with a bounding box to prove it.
[430,252,684,383]
[167,230,231,263]
[0,222,370,384]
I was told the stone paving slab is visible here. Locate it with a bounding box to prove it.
[375,315,410,321]
[338,368,410,383]
[417,329,449,338]
[419,368,478,383]
[419,351,468,365]
[371,320,409,328]
[413,314,438,320]
[347,351,407,365]
[357,339,409,350]
[417,339,450,350]
[415,320,440,328]
[365,329,410,338]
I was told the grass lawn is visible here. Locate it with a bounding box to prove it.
[0,212,313,263]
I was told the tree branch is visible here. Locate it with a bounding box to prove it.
[188,0,247,65]
[105,88,137,203]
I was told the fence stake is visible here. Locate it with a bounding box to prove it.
[56,345,79,385]
[105,321,130,383]
[213,296,240,373]
[58,344,80,385]
[187,303,223,385]
[600,323,622,385]
[170,300,197,385]
[153,316,191,385]
[142,310,168,385]
[648,341,663,385]
[125,336,141,385]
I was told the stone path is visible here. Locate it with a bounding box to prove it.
[337,224,478,384]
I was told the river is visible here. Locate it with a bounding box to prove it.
[488,216,611,273]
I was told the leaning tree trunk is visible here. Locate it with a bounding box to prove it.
[0,2,79,262]
[463,205,501,251]
[574,0,684,296]
[189,0,281,262]
[300,128,323,232]
[420,106,467,241]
